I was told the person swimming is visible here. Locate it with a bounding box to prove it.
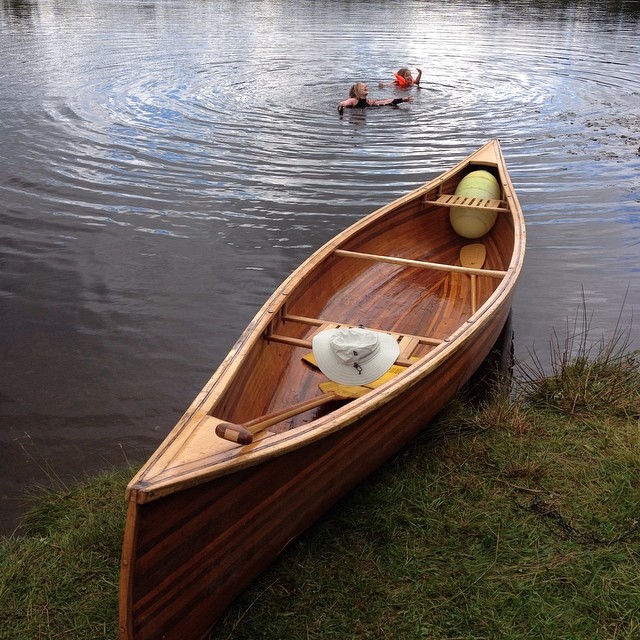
[394,67,422,87]
[337,82,412,114]
[378,67,423,89]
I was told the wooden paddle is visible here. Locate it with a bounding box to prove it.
[215,383,370,445]
[460,243,487,314]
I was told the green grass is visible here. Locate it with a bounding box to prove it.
[1,325,639,640]
[0,470,129,640]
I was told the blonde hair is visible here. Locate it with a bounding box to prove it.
[397,67,411,79]
[349,82,367,98]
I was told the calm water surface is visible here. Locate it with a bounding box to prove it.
[1,0,639,533]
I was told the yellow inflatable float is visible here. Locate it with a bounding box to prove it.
[449,170,501,238]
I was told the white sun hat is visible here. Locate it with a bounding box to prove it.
[311,327,400,386]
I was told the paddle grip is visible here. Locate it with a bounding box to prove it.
[215,422,254,446]
[214,393,345,446]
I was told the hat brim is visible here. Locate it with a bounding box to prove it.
[312,329,400,386]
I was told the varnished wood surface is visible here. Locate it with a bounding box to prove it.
[119,140,526,640]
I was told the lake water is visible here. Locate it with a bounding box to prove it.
[1,0,639,534]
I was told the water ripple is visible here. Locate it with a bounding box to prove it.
[5,3,637,238]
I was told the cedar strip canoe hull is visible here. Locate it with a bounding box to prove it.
[119,140,526,640]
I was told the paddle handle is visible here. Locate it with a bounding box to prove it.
[470,273,477,314]
[215,393,342,445]
[460,244,486,315]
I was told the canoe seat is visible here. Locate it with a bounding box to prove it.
[265,312,443,367]
[422,193,510,213]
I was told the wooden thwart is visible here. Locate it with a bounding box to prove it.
[266,315,440,367]
[423,193,510,213]
[281,313,443,346]
[333,248,506,278]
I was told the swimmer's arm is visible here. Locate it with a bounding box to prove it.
[371,96,413,106]
[415,68,422,85]
[337,97,357,113]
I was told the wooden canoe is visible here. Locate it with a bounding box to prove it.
[119,139,526,640]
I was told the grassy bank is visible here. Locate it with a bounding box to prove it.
[1,328,638,640]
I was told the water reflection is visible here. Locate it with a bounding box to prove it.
[0,0,639,534]
[2,0,34,20]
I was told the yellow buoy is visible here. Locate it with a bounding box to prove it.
[449,170,500,238]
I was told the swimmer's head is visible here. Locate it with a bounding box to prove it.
[349,82,369,99]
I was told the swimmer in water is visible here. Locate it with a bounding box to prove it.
[379,67,422,88]
[337,82,413,114]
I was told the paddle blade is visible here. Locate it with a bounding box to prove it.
[460,243,487,268]
[319,381,371,398]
